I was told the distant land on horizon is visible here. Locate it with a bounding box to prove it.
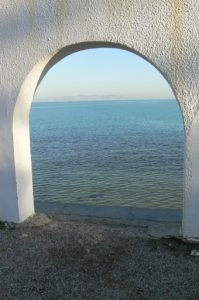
[33,96,175,103]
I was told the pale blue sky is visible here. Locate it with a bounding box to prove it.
[34,48,174,101]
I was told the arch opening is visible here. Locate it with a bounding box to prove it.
[12,42,185,224]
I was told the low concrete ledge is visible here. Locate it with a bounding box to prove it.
[35,201,182,223]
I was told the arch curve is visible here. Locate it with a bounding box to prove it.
[14,41,185,132]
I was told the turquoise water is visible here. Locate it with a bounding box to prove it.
[30,100,184,209]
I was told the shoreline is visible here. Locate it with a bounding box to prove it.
[35,201,182,223]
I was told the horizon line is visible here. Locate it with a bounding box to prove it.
[33,97,175,103]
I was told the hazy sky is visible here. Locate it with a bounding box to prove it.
[34,48,174,101]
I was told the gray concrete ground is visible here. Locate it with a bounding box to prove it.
[0,212,199,300]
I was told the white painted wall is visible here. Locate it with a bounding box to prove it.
[0,0,199,238]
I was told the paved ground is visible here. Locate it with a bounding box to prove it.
[0,213,199,300]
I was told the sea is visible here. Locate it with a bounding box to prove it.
[30,99,184,209]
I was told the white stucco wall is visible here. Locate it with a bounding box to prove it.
[0,0,199,238]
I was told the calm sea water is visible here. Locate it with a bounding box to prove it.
[30,100,184,209]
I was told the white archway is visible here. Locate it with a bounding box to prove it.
[1,1,199,239]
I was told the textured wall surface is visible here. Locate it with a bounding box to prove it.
[0,0,199,238]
